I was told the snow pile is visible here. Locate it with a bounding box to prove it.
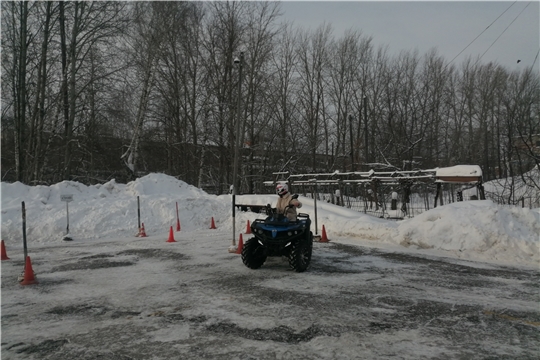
[464,165,540,207]
[1,173,539,268]
[394,200,540,265]
[1,173,227,242]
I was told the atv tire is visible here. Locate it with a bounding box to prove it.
[289,231,313,272]
[242,238,267,269]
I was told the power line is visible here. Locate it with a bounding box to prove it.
[474,2,532,67]
[446,1,517,67]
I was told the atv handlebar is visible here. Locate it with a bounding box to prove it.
[266,204,276,216]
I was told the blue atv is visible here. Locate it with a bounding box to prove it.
[241,197,313,272]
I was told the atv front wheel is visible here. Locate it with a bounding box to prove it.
[289,232,313,272]
[242,238,267,269]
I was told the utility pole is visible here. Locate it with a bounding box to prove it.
[231,52,244,250]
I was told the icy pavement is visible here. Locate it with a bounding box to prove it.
[1,230,539,359]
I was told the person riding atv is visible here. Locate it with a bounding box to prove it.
[275,183,302,221]
[241,183,313,272]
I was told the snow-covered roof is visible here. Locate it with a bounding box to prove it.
[436,165,482,179]
[287,166,484,185]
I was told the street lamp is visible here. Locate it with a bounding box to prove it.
[232,52,243,195]
[349,114,354,172]
[363,96,369,167]
[231,52,244,250]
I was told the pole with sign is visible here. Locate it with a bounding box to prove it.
[60,194,73,241]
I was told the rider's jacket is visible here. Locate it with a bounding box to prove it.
[275,192,302,221]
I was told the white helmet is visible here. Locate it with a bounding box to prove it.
[276,183,288,196]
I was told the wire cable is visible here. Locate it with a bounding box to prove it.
[473,2,532,66]
[446,1,517,67]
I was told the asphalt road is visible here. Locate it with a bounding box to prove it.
[1,232,539,359]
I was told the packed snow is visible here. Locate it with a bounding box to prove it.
[1,173,538,268]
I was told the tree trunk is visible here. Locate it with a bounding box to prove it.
[14,1,28,182]
[31,2,53,182]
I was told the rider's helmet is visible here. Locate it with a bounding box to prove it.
[276,183,288,196]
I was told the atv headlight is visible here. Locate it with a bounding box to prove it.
[287,232,292,236]
[258,229,263,234]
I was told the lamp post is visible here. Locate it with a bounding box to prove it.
[349,114,354,171]
[231,52,244,249]
[363,96,369,167]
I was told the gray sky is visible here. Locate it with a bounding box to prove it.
[279,1,539,71]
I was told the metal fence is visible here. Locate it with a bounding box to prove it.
[293,182,486,220]
[262,169,539,220]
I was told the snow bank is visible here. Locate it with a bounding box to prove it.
[1,174,227,243]
[1,173,539,268]
[394,200,540,265]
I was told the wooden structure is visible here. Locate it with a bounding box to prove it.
[256,166,486,220]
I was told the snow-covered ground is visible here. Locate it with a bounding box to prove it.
[2,173,539,268]
[1,173,539,359]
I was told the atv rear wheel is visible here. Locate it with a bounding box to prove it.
[289,232,313,272]
[241,238,267,269]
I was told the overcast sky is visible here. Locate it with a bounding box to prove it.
[279,1,539,71]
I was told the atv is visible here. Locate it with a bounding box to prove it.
[241,196,313,272]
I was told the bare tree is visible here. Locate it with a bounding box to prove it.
[121,2,164,178]
[201,1,248,194]
[1,2,538,201]
[296,24,332,171]
[27,2,57,182]
[152,2,206,184]
[508,67,540,193]
[241,1,281,193]
[3,1,31,182]
[356,44,389,168]
[409,48,450,169]
[327,30,369,171]
[55,1,127,179]
[266,22,300,170]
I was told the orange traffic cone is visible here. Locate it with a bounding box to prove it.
[167,226,176,243]
[235,234,244,254]
[176,218,181,232]
[320,225,329,242]
[210,217,217,229]
[1,240,10,260]
[20,256,38,285]
[137,223,147,237]
[245,220,252,234]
